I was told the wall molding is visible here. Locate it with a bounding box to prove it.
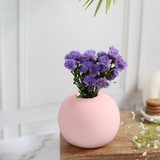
[0,126,4,139]
[19,0,30,108]
[19,119,57,136]
[0,0,2,111]
[19,0,56,108]
[137,0,148,91]
[120,0,130,92]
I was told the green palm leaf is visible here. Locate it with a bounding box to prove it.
[85,0,94,10]
[94,0,103,17]
[106,0,111,13]
[79,0,117,16]
[82,0,90,7]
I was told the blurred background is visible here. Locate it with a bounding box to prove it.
[0,0,160,139]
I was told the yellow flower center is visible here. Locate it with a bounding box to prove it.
[100,81,103,85]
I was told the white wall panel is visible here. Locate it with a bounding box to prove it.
[0,0,3,112]
[19,0,129,108]
[138,0,160,90]
[0,0,19,112]
[0,52,2,112]
[117,0,144,110]
[0,0,2,112]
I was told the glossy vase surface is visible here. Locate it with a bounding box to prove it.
[58,92,120,148]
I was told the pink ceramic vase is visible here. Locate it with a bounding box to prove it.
[58,92,120,148]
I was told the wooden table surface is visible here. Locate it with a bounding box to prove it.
[60,111,160,160]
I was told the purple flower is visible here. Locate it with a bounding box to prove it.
[83,75,96,87]
[117,55,122,60]
[98,62,110,73]
[108,46,119,60]
[64,59,76,70]
[89,64,100,77]
[78,54,85,63]
[79,64,88,73]
[97,51,107,58]
[106,70,119,81]
[79,61,96,73]
[113,70,119,77]
[115,59,128,71]
[83,61,93,69]
[98,55,111,73]
[84,50,96,60]
[98,55,111,64]
[95,78,109,88]
[64,51,81,60]
[87,86,94,92]
[109,46,117,50]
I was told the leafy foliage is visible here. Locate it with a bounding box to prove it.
[78,0,117,16]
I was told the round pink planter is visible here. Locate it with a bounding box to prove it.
[58,92,120,148]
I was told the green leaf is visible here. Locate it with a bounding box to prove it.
[83,0,90,7]
[106,0,114,13]
[106,0,108,13]
[79,84,84,88]
[79,0,117,16]
[94,0,103,16]
[109,0,111,8]
[106,0,110,13]
[85,0,94,10]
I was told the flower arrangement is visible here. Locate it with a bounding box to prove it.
[121,112,160,160]
[64,46,128,98]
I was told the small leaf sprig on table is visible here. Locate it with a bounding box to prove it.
[121,112,160,160]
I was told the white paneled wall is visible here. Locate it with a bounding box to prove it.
[138,0,160,90]
[0,0,160,139]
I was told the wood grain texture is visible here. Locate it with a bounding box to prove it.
[60,111,160,160]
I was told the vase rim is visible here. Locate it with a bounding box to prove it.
[75,92,105,99]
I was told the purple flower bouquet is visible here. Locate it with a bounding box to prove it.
[64,46,128,98]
